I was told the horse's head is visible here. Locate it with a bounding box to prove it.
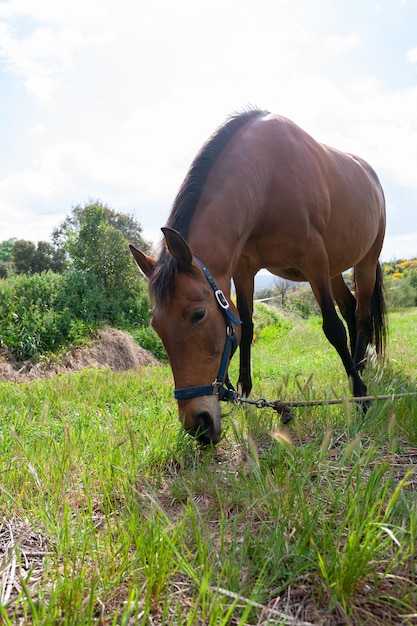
[130,228,241,444]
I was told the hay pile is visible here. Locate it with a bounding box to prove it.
[0,328,158,382]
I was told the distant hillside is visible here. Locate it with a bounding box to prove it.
[254,271,279,294]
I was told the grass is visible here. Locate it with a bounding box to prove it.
[1,309,417,624]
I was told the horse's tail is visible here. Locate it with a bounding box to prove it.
[370,261,387,358]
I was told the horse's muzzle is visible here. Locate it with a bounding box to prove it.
[179,397,222,445]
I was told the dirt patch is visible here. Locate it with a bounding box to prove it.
[0,328,159,383]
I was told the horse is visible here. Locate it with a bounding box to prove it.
[130,109,386,445]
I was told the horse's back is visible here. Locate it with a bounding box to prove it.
[187,111,385,278]
[258,114,384,224]
[233,114,385,275]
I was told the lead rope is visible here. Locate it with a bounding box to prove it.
[235,391,417,424]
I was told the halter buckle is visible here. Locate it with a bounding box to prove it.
[215,289,229,310]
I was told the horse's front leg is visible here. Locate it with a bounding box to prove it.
[234,267,255,397]
[237,315,253,397]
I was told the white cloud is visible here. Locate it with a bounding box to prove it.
[324,33,360,53]
[407,45,417,64]
[0,0,416,259]
[29,123,46,136]
[0,1,114,105]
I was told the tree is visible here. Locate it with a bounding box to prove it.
[256,279,295,307]
[50,201,152,327]
[0,262,7,279]
[52,201,150,289]
[0,238,16,278]
[31,241,66,273]
[11,240,36,274]
[0,238,16,262]
[11,240,66,275]
[0,203,154,358]
[52,200,150,253]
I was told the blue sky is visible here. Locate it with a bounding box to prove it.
[0,0,416,261]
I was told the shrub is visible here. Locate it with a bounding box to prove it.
[257,320,291,343]
[0,269,152,360]
[385,274,417,309]
[132,326,167,361]
[253,303,291,342]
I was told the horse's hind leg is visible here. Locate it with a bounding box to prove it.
[308,259,367,399]
[353,258,384,371]
[331,274,357,358]
[320,295,367,398]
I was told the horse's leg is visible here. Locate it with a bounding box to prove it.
[352,259,383,371]
[233,262,255,397]
[308,258,367,399]
[331,274,357,358]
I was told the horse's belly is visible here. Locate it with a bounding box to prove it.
[266,266,307,282]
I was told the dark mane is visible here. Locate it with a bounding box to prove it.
[167,108,268,237]
[150,108,268,303]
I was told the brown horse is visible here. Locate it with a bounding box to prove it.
[131,109,386,444]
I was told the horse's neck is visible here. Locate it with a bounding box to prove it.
[189,235,242,295]
[187,202,255,285]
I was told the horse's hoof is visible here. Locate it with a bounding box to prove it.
[358,397,371,414]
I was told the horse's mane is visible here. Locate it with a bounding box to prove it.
[150,108,268,303]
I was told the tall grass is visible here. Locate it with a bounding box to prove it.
[1,310,417,624]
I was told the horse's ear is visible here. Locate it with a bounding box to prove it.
[129,245,156,279]
[161,227,193,271]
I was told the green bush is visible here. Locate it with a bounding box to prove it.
[253,302,284,332]
[257,319,291,343]
[253,303,292,343]
[286,284,321,317]
[132,326,167,362]
[385,274,417,309]
[0,269,152,360]
[1,272,91,359]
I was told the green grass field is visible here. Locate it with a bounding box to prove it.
[1,309,417,625]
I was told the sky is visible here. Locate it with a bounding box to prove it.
[0,0,416,262]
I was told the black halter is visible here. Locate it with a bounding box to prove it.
[173,256,242,402]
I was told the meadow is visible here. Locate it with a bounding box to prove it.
[1,308,417,625]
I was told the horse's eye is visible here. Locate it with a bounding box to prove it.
[190,309,207,325]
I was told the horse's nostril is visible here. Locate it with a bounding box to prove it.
[190,411,217,445]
